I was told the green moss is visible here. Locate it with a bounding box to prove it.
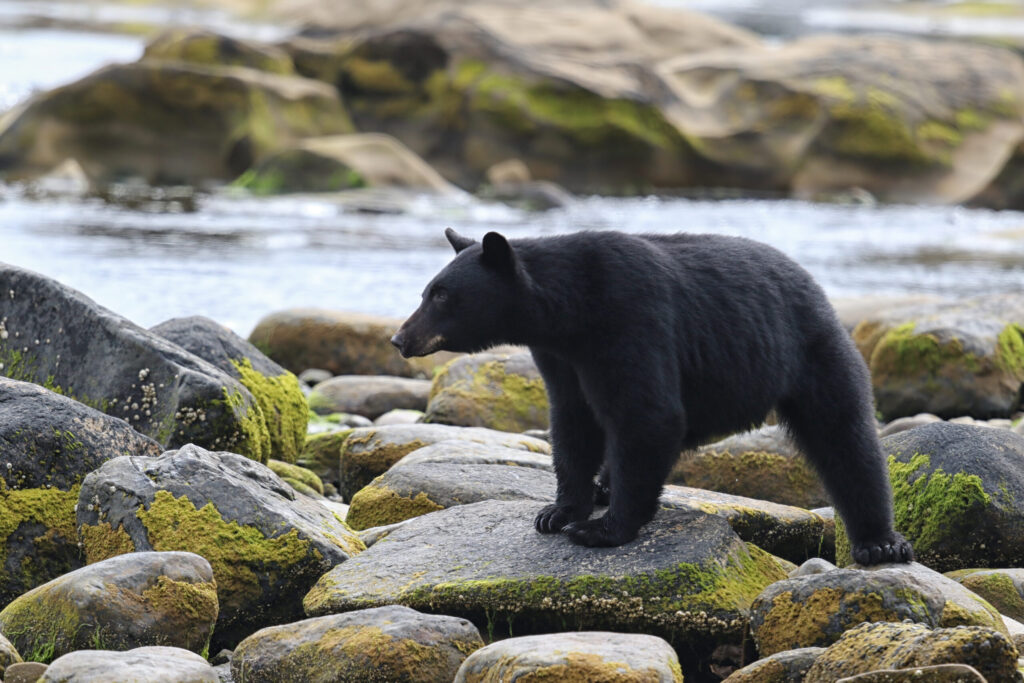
[0,483,81,598]
[346,485,445,530]
[951,571,1024,621]
[341,433,429,497]
[995,323,1024,375]
[889,453,991,555]
[830,101,936,166]
[0,593,82,663]
[813,77,856,102]
[343,57,416,94]
[268,459,324,494]
[427,358,549,433]
[133,490,315,611]
[231,358,307,463]
[871,322,981,377]
[298,429,353,483]
[79,521,136,565]
[140,575,218,652]
[955,108,991,131]
[215,385,271,464]
[917,121,963,146]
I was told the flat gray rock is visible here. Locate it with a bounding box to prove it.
[307,375,431,419]
[39,647,218,683]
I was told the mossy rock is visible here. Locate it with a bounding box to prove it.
[298,429,352,487]
[0,551,217,663]
[267,459,324,495]
[337,424,550,501]
[304,500,788,682]
[425,352,549,433]
[151,315,308,463]
[233,605,483,683]
[454,632,682,683]
[0,264,271,462]
[750,562,1007,657]
[672,426,829,509]
[725,647,824,683]
[40,646,218,682]
[247,308,455,379]
[306,375,431,420]
[76,444,365,651]
[804,621,1020,683]
[0,60,350,185]
[850,293,1024,420]
[143,28,295,74]
[838,423,1024,571]
[946,568,1024,623]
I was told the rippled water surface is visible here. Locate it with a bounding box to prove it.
[3,17,1024,337]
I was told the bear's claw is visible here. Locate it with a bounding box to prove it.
[851,532,914,565]
[563,517,637,547]
[535,504,587,534]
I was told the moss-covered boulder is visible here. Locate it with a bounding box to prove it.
[39,646,218,682]
[346,461,556,530]
[151,315,308,463]
[804,622,1019,683]
[267,459,325,497]
[857,423,1024,571]
[143,28,295,75]
[672,426,829,509]
[0,377,162,605]
[307,375,430,420]
[750,562,1007,657]
[947,569,1024,623]
[724,647,824,683]
[234,133,459,195]
[283,4,757,194]
[233,605,483,682]
[393,439,553,471]
[297,429,352,486]
[336,424,550,501]
[659,35,1024,204]
[0,58,351,186]
[76,444,365,650]
[0,264,271,462]
[0,633,22,678]
[304,500,788,681]
[661,485,832,565]
[248,308,455,379]
[425,352,548,433]
[454,631,682,682]
[851,294,1024,420]
[0,552,216,663]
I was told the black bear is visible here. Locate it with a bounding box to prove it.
[392,228,913,565]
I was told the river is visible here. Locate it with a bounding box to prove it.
[2,13,1023,337]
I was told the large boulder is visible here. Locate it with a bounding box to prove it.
[658,35,1024,204]
[76,444,365,650]
[233,606,483,682]
[150,316,308,463]
[143,27,296,75]
[307,375,430,419]
[0,264,272,462]
[0,59,351,185]
[247,308,455,379]
[0,552,217,663]
[947,568,1024,623]
[851,294,1024,420]
[304,500,788,681]
[0,377,162,605]
[425,351,549,433]
[39,647,218,683]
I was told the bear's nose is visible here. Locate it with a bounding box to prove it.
[390,333,405,355]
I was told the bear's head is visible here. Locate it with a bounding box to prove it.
[391,228,523,358]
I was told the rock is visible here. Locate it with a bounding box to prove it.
[749,562,1007,657]
[247,308,455,378]
[0,377,163,604]
[851,294,1024,420]
[660,485,832,565]
[947,568,1024,623]
[723,647,824,683]
[233,605,482,682]
[659,35,1024,205]
[307,375,431,419]
[336,424,550,501]
[234,133,459,195]
[304,500,788,681]
[297,368,332,386]
[143,28,295,75]
[0,264,272,462]
[831,295,946,333]
[454,631,682,682]
[0,60,351,185]
[5,663,47,683]
[297,429,351,485]
[879,413,944,438]
[306,412,370,437]
[0,551,216,662]
[790,558,838,577]
[39,647,218,682]
[0,633,22,677]
[671,426,829,509]
[393,439,554,470]
[804,622,1019,683]
[267,459,324,496]
[374,408,424,425]
[835,665,987,683]
[481,179,574,211]
[346,461,556,530]
[283,3,757,193]
[425,352,549,433]
[151,315,308,463]
[76,444,365,650]
[858,423,1024,571]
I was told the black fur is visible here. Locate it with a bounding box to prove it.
[392,228,913,565]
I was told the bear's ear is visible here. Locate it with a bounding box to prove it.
[445,227,476,253]
[481,231,516,272]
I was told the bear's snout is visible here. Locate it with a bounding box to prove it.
[390,332,407,357]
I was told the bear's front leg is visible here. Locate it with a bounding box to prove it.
[531,350,605,534]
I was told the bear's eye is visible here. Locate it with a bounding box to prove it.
[432,287,449,303]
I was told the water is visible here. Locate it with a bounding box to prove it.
[2,16,1024,337]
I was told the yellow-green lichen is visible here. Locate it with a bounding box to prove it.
[427,359,549,433]
[948,570,1024,622]
[995,323,1024,375]
[133,490,314,611]
[298,428,353,482]
[346,485,445,531]
[79,521,136,565]
[813,76,856,102]
[341,434,429,496]
[871,322,981,377]
[139,574,218,653]
[0,483,81,598]
[268,458,324,493]
[231,359,307,462]
[215,385,272,464]
[467,652,675,683]
[0,590,83,663]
